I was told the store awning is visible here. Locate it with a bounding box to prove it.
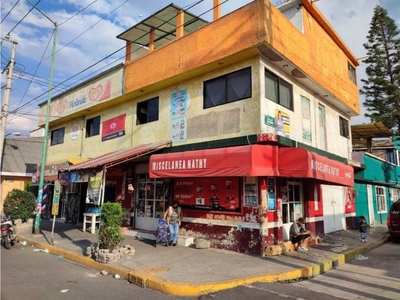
[37,158,87,182]
[149,145,278,178]
[278,148,354,186]
[64,141,172,171]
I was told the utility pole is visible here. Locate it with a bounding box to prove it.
[0,36,18,214]
[24,0,59,234]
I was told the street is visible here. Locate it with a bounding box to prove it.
[1,242,398,300]
[199,242,400,300]
[0,243,196,300]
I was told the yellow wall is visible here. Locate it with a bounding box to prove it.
[123,0,359,114]
[47,58,262,162]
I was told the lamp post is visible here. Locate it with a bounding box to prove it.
[34,23,57,234]
[25,0,59,234]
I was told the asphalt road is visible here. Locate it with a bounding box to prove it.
[2,241,398,300]
[199,242,400,300]
[0,243,196,300]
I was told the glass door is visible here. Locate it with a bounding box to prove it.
[135,173,169,231]
[281,180,303,240]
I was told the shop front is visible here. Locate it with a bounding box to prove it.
[278,147,355,237]
[57,141,172,228]
[150,144,279,254]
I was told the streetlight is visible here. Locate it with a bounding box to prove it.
[25,0,58,234]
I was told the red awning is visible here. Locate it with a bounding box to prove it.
[149,145,278,178]
[65,141,172,171]
[278,148,354,186]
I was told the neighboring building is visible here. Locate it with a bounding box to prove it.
[0,137,43,212]
[351,122,399,228]
[41,0,360,255]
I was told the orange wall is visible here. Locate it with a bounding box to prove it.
[124,0,359,114]
[1,176,32,212]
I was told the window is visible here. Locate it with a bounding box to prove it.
[376,186,387,213]
[50,127,65,146]
[265,69,293,110]
[204,67,251,108]
[348,62,356,84]
[390,188,399,202]
[86,116,100,137]
[137,97,159,125]
[339,116,349,138]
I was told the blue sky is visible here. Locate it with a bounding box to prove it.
[1,0,399,136]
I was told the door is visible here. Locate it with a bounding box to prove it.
[281,180,303,240]
[367,184,375,225]
[135,173,169,231]
[322,185,346,233]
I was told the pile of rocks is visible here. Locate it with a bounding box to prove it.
[87,243,135,263]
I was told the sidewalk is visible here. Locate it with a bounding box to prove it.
[18,220,389,297]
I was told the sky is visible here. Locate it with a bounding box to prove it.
[1,0,400,137]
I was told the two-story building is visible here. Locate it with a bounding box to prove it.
[40,0,360,255]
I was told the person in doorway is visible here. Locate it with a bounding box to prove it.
[290,217,311,252]
[164,200,183,246]
[359,216,368,243]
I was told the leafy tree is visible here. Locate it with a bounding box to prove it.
[360,5,400,133]
[3,189,36,222]
[24,182,38,197]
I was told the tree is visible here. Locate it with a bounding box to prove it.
[3,189,36,222]
[360,5,400,133]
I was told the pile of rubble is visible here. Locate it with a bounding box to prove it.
[87,243,135,263]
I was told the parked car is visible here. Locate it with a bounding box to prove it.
[387,200,400,242]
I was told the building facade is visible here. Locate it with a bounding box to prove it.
[40,0,360,255]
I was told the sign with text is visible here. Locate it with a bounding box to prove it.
[51,180,61,215]
[102,113,126,141]
[173,177,240,212]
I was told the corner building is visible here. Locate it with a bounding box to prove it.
[41,0,360,255]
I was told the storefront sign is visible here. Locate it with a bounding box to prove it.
[150,145,279,178]
[87,170,103,205]
[70,124,80,141]
[102,113,126,141]
[278,148,354,186]
[173,177,240,212]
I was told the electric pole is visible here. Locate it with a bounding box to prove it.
[0,36,18,214]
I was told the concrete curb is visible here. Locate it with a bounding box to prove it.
[18,234,390,297]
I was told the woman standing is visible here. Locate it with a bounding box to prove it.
[164,200,183,246]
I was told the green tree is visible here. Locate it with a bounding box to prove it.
[360,5,400,133]
[3,189,36,222]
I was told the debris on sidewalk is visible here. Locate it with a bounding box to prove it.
[355,254,369,260]
[33,249,49,253]
[101,270,108,276]
[20,241,27,246]
[114,274,121,279]
[60,289,69,293]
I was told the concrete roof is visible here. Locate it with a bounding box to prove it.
[1,137,43,175]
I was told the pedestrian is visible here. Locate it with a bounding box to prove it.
[290,217,311,252]
[359,215,368,243]
[164,200,183,246]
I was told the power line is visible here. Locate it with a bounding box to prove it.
[1,0,21,24]
[58,0,99,27]
[10,0,218,116]
[6,0,41,36]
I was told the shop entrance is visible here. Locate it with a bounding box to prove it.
[135,173,169,231]
[281,180,303,240]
